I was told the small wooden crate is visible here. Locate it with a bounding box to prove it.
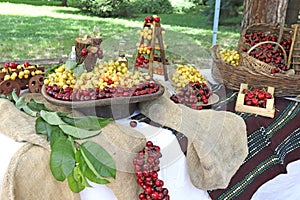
[235,83,275,118]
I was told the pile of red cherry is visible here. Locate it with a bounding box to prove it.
[135,55,150,68]
[242,87,273,108]
[170,81,212,110]
[45,81,160,101]
[241,31,292,73]
[133,141,170,200]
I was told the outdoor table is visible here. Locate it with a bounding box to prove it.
[0,69,299,200]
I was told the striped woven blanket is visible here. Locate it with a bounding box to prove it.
[208,87,300,200]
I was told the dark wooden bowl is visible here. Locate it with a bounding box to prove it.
[41,84,165,119]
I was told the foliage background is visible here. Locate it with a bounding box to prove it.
[0,0,241,64]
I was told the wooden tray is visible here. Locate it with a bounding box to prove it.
[235,83,275,118]
[41,84,165,119]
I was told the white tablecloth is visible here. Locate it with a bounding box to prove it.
[2,119,300,200]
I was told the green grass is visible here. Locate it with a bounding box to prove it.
[0,1,241,67]
[0,0,63,6]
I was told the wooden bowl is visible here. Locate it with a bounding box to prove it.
[41,84,165,119]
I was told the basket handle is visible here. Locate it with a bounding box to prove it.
[246,41,287,65]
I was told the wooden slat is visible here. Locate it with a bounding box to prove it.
[287,24,299,68]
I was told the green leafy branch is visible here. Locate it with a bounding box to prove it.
[0,91,115,193]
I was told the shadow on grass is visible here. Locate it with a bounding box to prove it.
[54,9,82,15]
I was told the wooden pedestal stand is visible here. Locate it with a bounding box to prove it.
[135,21,168,81]
[75,37,103,72]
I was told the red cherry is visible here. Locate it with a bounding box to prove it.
[202,99,209,104]
[139,55,145,60]
[246,91,254,99]
[242,89,248,94]
[130,121,137,127]
[265,92,273,99]
[97,49,103,55]
[80,48,88,56]
[253,88,259,96]
[4,62,9,69]
[24,61,30,67]
[9,62,17,69]
[146,141,153,147]
[154,17,160,23]
[245,100,252,106]
[257,91,266,100]
[251,98,259,106]
[145,16,150,22]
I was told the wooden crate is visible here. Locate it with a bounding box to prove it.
[235,83,275,118]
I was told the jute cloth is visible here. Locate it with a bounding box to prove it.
[139,90,248,190]
[0,93,145,200]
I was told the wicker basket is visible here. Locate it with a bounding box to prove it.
[211,44,300,97]
[238,23,294,73]
[238,23,294,53]
[239,41,288,73]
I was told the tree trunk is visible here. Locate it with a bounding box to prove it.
[62,0,67,6]
[241,0,289,32]
[285,0,300,27]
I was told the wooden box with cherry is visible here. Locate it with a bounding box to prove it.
[235,83,275,118]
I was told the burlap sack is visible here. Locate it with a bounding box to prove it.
[0,93,146,200]
[0,143,80,200]
[89,122,146,200]
[139,90,248,190]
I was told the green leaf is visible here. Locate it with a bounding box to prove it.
[0,94,6,99]
[35,117,55,139]
[67,169,85,193]
[44,64,60,77]
[62,116,112,130]
[65,60,78,71]
[11,90,19,103]
[59,124,101,139]
[73,165,92,187]
[15,95,26,109]
[49,128,66,147]
[8,93,38,117]
[57,112,71,117]
[50,136,76,181]
[40,110,66,125]
[6,92,13,101]
[81,141,116,179]
[76,150,110,184]
[21,105,38,117]
[72,64,85,77]
[27,99,53,112]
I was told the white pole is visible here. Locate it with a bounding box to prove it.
[212,0,221,45]
[210,0,221,71]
